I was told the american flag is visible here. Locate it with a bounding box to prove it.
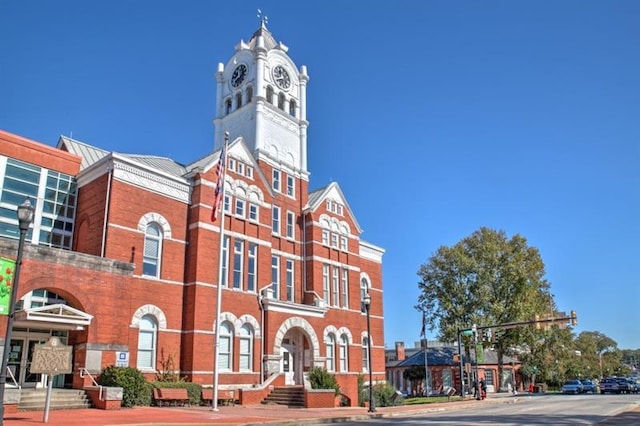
[211,142,227,221]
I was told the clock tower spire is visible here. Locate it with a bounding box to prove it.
[213,20,310,177]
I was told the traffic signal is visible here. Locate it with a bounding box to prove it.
[570,310,578,326]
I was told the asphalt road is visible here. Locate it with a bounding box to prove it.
[341,394,640,425]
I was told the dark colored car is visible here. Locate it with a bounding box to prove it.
[600,377,620,394]
[580,379,597,393]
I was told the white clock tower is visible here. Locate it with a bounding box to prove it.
[213,20,310,177]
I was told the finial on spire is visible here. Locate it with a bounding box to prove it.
[257,9,268,28]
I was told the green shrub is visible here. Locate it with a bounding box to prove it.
[308,366,340,396]
[374,381,403,407]
[97,366,152,407]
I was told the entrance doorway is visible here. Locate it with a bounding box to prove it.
[8,331,68,388]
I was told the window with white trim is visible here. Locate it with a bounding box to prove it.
[219,322,233,370]
[322,264,330,305]
[339,334,349,372]
[271,255,280,300]
[360,278,369,313]
[249,203,258,221]
[237,162,244,175]
[326,334,336,372]
[331,233,338,248]
[228,158,236,171]
[233,240,244,289]
[286,211,295,239]
[286,175,294,197]
[340,236,347,251]
[322,229,329,245]
[341,269,349,308]
[362,336,370,373]
[221,236,230,287]
[143,223,162,278]
[332,267,339,307]
[137,314,157,369]
[272,169,281,192]
[246,166,253,179]
[286,259,294,302]
[239,324,253,371]
[235,199,245,218]
[247,243,257,292]
[223,194,231,213]
[272,206,280,235]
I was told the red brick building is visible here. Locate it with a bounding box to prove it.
[0,22,384,406]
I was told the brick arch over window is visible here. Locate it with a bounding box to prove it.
[273,317,320,359]
[131,304,167,329]
[137,213,171,239]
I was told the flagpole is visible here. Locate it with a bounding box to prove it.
[422,312,429,396]
[212,131,229,411]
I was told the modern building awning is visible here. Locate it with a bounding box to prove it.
[13,304,93,331]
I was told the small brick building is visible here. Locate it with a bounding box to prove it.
[0,22,384,406]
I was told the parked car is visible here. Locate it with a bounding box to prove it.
[622,378,639,394]
[561,379,584,394]
[580,379,597,393]
[600,377,620,394]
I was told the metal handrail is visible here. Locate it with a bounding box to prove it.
[6,366,20,389]
[79,367,105,400]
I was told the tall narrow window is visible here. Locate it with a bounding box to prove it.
[223,194,231,213]
[247,243,257,292]
[272,206,280,235]
[137,315,157,369]
[271,255,280,300]
[331,233,338,248]
[340,236,348,251]
[278,93,285,110]
[326,334,336,372]
[233,240,244,289]
[360,278,369,313]
[286,211,295,239]
[235,199,245,218]
[249,203,258,221]
[341,269,349,308]
[272,169,281,192]
[322,229,329,245]
[219,322,233,370]
[221,236,230,287]
[239,324,253,371]
[362,336,370,373]
[332,267,339,307]
[246,86,253,103]
[143,223,162,278]
[266,86,274,104]
[339,334,349,372]
[322,264,330,305]
[286,175,294,197]
[289,100,296,117]
[286,259,294,302]
[236,92,242,109]
[225,98,232,114]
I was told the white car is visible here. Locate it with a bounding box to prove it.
[562,380,584,394]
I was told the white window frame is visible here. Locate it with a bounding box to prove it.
[339,334,348,372]
[237,162,244,175]
[286,175,294,197]
[247,243,257,292]
[322,264,330,305]
[331,233,338,248]
[341,269,349,308]
[219,322,233,371]
[235,198,245,218]
[239,324,253,371]
[360,277,369,313]
[221,236,230,287]
[249,203,259,221]
[246,166,253,179]
[233,240,244,290]
[272,206,280,235]
[286,211,295,239]
[223,194,231,213]
[322,229,329,245]
[271,255,280,300]
[340,236,348,251]
[362,336,370,373]
[286,259,294,302]
[272,169,281,192]
[326,334,336,372]
[332,267,339,307]
[142,223,162,278]
[137,314,157,370]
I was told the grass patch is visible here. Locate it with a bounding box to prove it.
[403,395,463,405]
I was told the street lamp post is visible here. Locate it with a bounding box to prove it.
[363,293,375,413]
[0,199,34,425]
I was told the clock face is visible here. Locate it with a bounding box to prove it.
[272,65,291,89]
[231,64,247,88]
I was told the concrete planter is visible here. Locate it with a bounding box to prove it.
[85,386,123,410]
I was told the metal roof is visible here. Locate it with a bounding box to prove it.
[58,136,109,170]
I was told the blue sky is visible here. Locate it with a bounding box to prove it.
[1,1,638,350]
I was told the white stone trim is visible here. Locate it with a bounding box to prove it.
[131,304,167,330]
[273,316,320,358]
[137,213,172,239]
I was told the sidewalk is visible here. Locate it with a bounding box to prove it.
[4,394,518,426]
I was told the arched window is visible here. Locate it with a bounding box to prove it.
[339,334,349,372]
[246,86,253,103]
[239,324,253,371]
[219,322,233,371]
[137,314,157,370]
[235,92,242,109]
[326,334,335,372]
[143,223,162,278]
[360,278,369,313]
[266,86,274,104]
[278,93,285,110]
[289,100,296,117]
[362,336,370,373]
[225,98,232,115]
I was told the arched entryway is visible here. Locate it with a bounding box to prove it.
[271,317,321,385]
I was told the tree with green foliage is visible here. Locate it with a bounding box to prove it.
[308,366,340,396]
[402,365,425,395]
[415,227,556,389]
[98,366,152,407]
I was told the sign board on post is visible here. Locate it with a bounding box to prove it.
[0,257,17,315]
[30,337,73,375]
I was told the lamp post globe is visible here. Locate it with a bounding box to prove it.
[363,293,375,413]
[0,198,34,425]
